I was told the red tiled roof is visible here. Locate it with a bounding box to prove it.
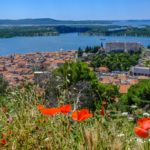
[97,67,109,73]
[119,85,130,94]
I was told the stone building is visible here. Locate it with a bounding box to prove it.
[105,42,143,53]
[131,66,150,76]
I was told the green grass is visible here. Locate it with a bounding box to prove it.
[0,87,149,150]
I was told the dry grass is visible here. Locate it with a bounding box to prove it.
[0,87,149,150]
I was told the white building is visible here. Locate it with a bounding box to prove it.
[105,42,143,53]
[131,66,150,76]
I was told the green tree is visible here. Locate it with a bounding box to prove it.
[44,61,118,110]
[91,52,140,71]
[78,47,83,57]
[0,76,8,96]
[121,79,150,107]
[91,80,119,104]
[45,61,97,108]
[55,61,97,88]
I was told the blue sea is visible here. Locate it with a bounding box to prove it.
[0,33,150,56]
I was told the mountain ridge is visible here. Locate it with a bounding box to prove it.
[0,18,149,26]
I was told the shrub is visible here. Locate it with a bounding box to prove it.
[36,61,119,111]
[121,79,150,108]
[0,76,8,96]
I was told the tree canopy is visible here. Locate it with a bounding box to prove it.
[49,61,118,110]
[121,79,150,107]
[0,76,8,96]
[91,52,140,71]
[55,61,97,88]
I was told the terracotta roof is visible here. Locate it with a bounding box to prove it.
[0,50,76,86]
[101,77,111,84]
[96,67,109,73]
[129,79,138,85]
[119,84,130,94]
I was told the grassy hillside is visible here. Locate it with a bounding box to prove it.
[0,62,149,149]
[0,86,149,150]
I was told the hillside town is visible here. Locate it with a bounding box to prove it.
[97,42,150,93]
[0,50,77,86]
[0,42,150,94]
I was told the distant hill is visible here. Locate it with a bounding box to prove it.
[0,18,150,27]
[0,18,114,26]
[0,18,59,25]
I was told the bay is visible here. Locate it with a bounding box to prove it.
[0,33,150,56]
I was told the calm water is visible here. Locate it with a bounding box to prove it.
[0,33,150,56]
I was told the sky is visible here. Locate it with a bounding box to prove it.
[0,0,150,20]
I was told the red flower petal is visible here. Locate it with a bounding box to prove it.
[134,127,149,138]
[60,104,72,114]
[71,109,92,121]
[137,118,150,130]
[141,120,150,130]
[71,110,79,121]
[37,105,45,111]
[0,139,7,145]
[78,113,93,121]
[41,108,60,116]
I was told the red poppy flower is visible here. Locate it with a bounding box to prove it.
[71,109,92,121]
[40,108,60,116]
[137,118,150,130]
[59,104,72,114]
[0,139,7,145]
[100,105,105,116]
[134,127,149,138]
[37,105,45,111]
